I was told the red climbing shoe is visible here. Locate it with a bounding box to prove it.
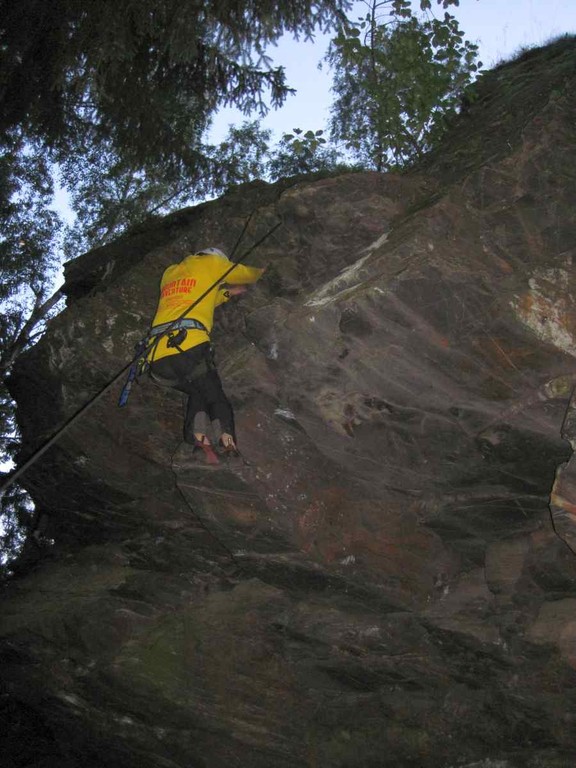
[193,436,220,466]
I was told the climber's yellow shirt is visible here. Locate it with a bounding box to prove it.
[148,253,264,361]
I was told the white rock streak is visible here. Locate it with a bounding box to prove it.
[304,231,388,308]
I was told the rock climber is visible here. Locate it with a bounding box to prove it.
[147,247,264,465]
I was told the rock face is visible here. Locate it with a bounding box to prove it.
[3,39,576,768]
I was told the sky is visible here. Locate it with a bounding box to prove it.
[210,0,576,143]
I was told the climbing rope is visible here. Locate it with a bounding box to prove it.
[0,216,281,496]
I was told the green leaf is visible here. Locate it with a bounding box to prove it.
[326,0,478,171]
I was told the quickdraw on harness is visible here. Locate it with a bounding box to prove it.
[118,318,208,407]
[148,317,208,356]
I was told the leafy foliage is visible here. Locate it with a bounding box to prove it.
[268,128,346,177]
[59,121,275,260]
[206,122,274,193]
[0,484,35,573]
[327,0,480,170]
[0,0,347,169]
[0,133,64,376]
[0,132,66,571]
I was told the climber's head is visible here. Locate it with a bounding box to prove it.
[197,247,228,260]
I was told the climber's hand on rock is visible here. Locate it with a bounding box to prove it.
[225,285,248,296]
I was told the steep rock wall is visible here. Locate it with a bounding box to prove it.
[3,38,576,768]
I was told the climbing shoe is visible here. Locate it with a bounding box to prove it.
[216,436,243,464]
[192,436,220,466]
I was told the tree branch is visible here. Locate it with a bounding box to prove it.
[0,287,65,379]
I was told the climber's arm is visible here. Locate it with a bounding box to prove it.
[223,263,265,285]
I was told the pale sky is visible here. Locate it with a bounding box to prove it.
[211,0,576,142]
